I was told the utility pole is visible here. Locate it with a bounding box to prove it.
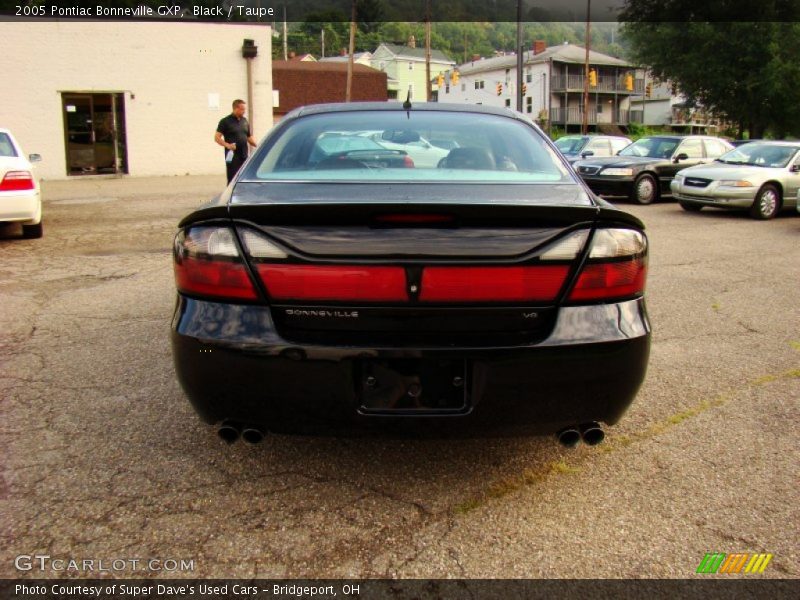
[321,27,325,58]
[345,0,356,101]
[582,0,591,134]
[516,1,523,112]
[425,0,432,101]
[282,5,288,61]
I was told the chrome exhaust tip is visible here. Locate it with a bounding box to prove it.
[217,422,241,444]
[556,426,581,448]
[580,422,605,446]
[241,427,265,444]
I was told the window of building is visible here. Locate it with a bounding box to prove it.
[505,99,511,107]
[408,62,413,71]
[445,84,450,94]
[526,97,533,114]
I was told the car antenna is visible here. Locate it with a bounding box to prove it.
[403,91,412,110]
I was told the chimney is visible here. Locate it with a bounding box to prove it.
[533,40,546,55]
[408,35,416,49]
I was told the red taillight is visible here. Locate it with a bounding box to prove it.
[568,258,647,301]
[0,171,34,191]
[419,266,570,302]
[257,265,408,301]
[173,227,258,300]
[403,155,415,168]
[174,256,258,300]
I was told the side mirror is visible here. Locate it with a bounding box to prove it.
[581,150,595,158]
[673,153,689,163]
[29,154,42,163]
[790,164,800,173]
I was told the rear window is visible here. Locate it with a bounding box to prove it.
[245,110,572,183]
[0,133,18,157]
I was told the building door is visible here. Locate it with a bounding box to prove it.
[62,93,127,176]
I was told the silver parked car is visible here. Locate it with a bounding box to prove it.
[671,141,800,219]
[554,134,632,165]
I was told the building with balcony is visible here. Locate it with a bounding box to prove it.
[439,42,643,132]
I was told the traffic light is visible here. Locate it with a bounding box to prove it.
[451,70,459,84]
[645,83,652,98]
[437,73,445,87]
[589,69,597,87]
[522,83,527,95]
[496,83,503,96]
[624,73,634,91]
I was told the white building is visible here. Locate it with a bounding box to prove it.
[2,21,273,180]
[630,79,723,133]
[439,42,643,132]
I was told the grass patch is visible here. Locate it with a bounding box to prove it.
[451,369,798,516]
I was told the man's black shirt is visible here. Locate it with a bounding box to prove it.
[216,114,250,160]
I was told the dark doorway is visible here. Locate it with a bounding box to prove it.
[62,93,128,176]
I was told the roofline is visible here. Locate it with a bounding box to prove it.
[285,101,536,123]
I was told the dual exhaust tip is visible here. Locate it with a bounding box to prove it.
[557,422,604,447]
[217,422,265,445]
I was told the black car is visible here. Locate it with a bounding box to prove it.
[171,103,651,446]
[573,135,734,204]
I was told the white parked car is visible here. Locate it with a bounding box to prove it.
[361,130,449,168]
[0,128,42,238]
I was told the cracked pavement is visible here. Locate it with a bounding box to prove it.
[1,176,798,579]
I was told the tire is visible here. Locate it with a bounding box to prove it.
[22,222,43,239]
[680,201,703,212]
[749,184,780,220]
[631,173,658,205]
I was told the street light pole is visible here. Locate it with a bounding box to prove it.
[582,0,591,134]
[516,1,523,112]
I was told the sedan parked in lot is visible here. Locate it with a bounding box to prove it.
[0,128,43,238]
[573,135,733,204]
[554,134,632,165]
[171,103,651,445]
[672,141,800,219]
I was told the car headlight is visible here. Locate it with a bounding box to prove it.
[719,180,754,187]
[601,168,634,176]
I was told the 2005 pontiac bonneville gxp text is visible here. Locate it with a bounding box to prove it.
[171,103,651,446]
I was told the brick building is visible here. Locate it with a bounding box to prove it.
[272,61,388,122]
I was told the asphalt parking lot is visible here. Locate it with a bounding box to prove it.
[1,175,798,580]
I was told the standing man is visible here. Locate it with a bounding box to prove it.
[215,99,257,184]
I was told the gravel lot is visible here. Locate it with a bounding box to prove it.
[1,175,798,579]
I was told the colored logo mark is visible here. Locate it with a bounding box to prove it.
[696,553,773,574]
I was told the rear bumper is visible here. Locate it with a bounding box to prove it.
[171,296,651,435]
[0,189,41,223]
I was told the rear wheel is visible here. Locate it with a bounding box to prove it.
[749,184,780,220]
[22,222,43,239]
[680,201,702,212]
[631,174,658,205]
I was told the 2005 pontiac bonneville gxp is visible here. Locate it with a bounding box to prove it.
[171,103,651,446]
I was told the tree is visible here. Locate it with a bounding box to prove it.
[620,2,800,138]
